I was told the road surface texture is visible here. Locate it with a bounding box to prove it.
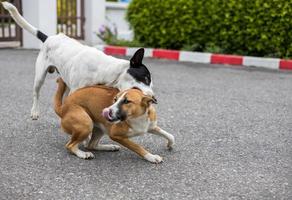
[0,49,291,200]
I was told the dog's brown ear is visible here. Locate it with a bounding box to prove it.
[142,95,157,107]
[152,96,158,104]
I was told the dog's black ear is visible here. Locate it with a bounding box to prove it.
[130,48,144,67]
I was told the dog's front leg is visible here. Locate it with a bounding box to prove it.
[109,135,163,164]
[149,127,175,150]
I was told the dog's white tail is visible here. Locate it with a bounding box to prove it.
[2,1,47,42]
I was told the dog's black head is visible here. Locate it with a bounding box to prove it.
[127,48,151,86]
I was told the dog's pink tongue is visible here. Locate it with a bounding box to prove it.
[102,108,111,120]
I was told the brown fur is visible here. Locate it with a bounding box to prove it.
[54,78,172,162]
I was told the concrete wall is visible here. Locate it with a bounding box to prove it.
[84,0,105,45]
[22,0,57,49]
[21,0,132,48]
[105,2,133,41]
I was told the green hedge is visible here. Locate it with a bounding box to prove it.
[127,0,292,58]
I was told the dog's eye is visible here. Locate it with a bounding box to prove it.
[123,98,131,104]
[114,97,118,102]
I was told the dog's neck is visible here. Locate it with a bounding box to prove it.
[126,110,150,135]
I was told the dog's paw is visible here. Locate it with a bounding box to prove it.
[89,144,120,151]
[30,110,39,120]
[105,144,120,151]
[167,135,175,150]
[144,153,163,164]
[76,151,94,159]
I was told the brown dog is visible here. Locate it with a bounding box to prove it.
[54,78,174,163]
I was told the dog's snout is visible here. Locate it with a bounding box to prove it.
[102,108,113,120]
[116,110,127,121]
[102,107,126,122]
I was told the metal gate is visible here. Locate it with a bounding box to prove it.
[0,0,22,43]
[57,0,85,40]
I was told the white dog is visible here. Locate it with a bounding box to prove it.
[2,2,153,120]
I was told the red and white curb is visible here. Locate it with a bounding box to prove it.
[96,45,292,71]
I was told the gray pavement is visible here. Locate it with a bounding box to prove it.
[0,49,291,200]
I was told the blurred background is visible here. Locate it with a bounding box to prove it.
[0,0,291,58]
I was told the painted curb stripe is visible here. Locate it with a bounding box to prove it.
[211,54,243,65]
[96,45,292,71]
[153,49,180,60]
[279,60,292,70]
[243,56,279,70]
[179,51,211,63]
[104,46,126,56]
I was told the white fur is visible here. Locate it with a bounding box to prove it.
[109,92,127,120]
[75,151,94,159]
[93,144,120,151]
[149,128,175,149]
[144,153,163,163]
[29,35,153,119]
[2,1,153,119]
[127,112,150,137]
[2,2,37,35]
[71,145,94,159]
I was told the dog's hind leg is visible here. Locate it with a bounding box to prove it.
[30,52,48,120]
[62,107,95,159]
[66,139,94,159]
[86,126,120,151]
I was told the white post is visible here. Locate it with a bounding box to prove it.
[84,0,105,45]
[22,0,57,49]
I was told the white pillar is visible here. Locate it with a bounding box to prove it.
[84,0,105,45]
[22,0,57,49]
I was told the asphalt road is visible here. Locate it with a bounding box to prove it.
[0,49,291,200]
